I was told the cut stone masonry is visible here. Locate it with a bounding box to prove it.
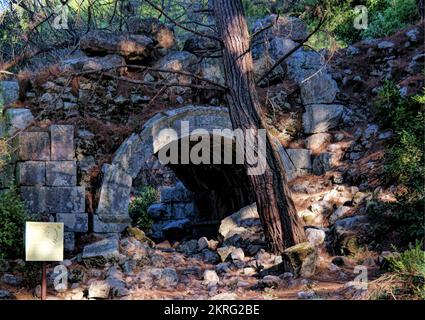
[15,124,86,251]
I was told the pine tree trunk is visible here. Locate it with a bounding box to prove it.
[213,0,306,253]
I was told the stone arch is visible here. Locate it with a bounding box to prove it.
[93,105,255,235]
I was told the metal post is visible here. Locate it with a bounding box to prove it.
[41,262,47,300]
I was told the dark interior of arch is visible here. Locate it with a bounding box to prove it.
[157,135,255,235]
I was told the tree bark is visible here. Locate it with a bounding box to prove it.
[213,0,306,253]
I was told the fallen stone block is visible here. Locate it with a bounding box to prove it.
[283,242,318,278]
[56,213,88,232]
[50,125,75,160]
[82,238,120,268]
[17,161,46,186]
[18,132,50,161]
[46,161,77,186]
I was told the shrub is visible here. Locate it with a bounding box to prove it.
[368,83,425,242]
[0,185,27,261]
[369,242,425,299]
[277,0,420,48]
[129,186,158,231]
[362,0,419,39]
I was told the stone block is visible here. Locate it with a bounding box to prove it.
[50,125,75,160]
[20,186,47,214]
[5,109,34,136]
[93,215,129,233]
[56,213,88,232]
[64,232,75,251]
[96,165,132,219]
[112,133,144,178]
[82,238,120,267]
[17,161,46,186]
[18,132,50,161]
[45,186,85,213]
[46,161,77,186]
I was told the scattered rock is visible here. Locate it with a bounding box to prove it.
[283,242,317,278]
[297,290,316,299]
[1,274,22,287]
[178,239,199,255]
[0,289,14,300]
[198,237,209,251]
[259,275,281,288]
[230,248,245,262]
[88,280,111,299]
[306,228,326,246]
[210,292,237,300]
[329,206,351,224]
[203,270,219,287]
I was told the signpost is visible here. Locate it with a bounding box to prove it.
[25,222,64,300]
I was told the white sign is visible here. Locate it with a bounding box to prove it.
[25,222,64,262]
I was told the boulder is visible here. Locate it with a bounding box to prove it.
[184,34,220,54]
[302,104,344,134]
[127,17,175,50]
[300,71,339,105]
[330,215,370,255]
[218,203,263,247]
[153,51,199,90]
[283,242,317,278]
[80,30,154,60]
[82,238,120,267]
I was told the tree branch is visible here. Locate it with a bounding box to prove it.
[143,0,222,43]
